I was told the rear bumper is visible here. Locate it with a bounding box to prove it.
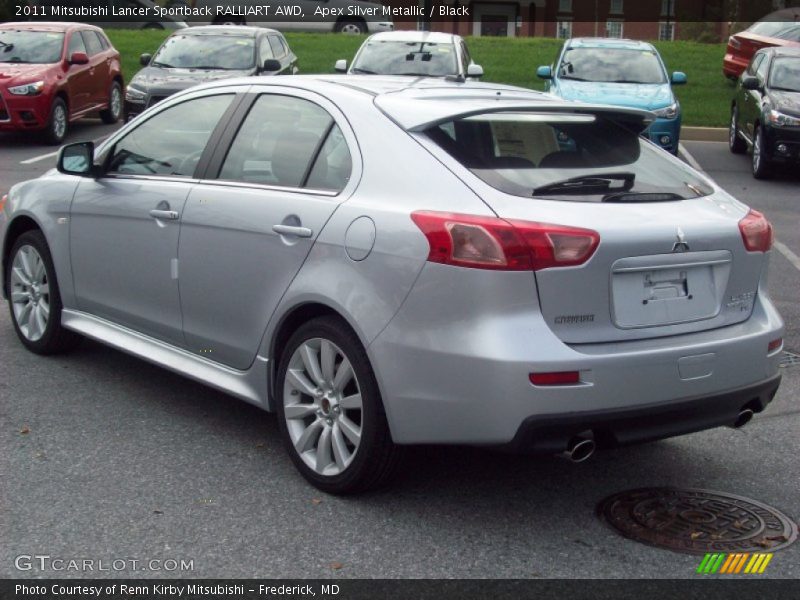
[723,53,749,79]
[502,374,781,453]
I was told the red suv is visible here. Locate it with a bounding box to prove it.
[0,22,124,144]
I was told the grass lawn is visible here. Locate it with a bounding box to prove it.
[106,30,734,127]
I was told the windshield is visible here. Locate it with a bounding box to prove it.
[152,34,255,70]
[558,47,667,84]
[0,30,64,64]
[769,57,800,92]
[424,112,712,203]
[352,40,458,77]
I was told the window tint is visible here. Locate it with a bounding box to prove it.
[107,94,233,177]
[268,35,285,58]
[219,94,350,191]
[425,113,712,203]
[81,31,104,56]
[67,32,87,56]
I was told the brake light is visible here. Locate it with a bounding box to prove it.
[738,209,773,252]
[768,338,782,353]
[0,194,6,212]
[728,36,742,50]
[411,211,599,271]
[529,371,581,386]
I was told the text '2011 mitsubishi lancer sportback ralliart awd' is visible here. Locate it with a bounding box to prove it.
[0,77,784,494]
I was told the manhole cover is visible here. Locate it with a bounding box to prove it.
[780,350,800,369]
[598,488,798,555]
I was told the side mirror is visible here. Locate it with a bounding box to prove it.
[261,59,281,73]
[670,71,687,85]
[742,75,760,91]
[69,52,89,65]
[334,59,348,73]
[58,142,97,177]
[140,53,152,66]
[536,65,552,80]
[466,63,483,78]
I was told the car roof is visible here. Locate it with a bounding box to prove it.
[178,25,277,37]
[180,74,653,131]
[365,30,459,44]
[0,21,101,33]
[566,37,656,51]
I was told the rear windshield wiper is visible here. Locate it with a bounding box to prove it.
[602,191,683,203]
[533,172,635,196]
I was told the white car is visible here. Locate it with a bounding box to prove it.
[193,0,393,34]
[336,31,483,79]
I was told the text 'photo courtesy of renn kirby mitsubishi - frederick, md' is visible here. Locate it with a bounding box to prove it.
[0,0,799,598]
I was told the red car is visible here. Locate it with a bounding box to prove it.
[724,9,800,80]
[0,22,123,144]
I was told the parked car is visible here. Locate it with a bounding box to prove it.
[335,31,483,79]
[1,76,783,494]
[729,47,800,179]
[0,21,123,144]
[537,38,686,154]
[723,8,800,80]
[192,0,393,34]
[125,25,297,119]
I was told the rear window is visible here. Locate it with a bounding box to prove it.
[425,112,712,203]
[748,21,800,41]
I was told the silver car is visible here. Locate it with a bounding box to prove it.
[0,76,784,494]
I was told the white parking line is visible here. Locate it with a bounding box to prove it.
[19,134,112,165]
[678,143,800,273]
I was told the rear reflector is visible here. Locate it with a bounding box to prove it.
[411,211,599,271]
[529,371,581,386]
[768,338,783,353]
[739,209,773,252]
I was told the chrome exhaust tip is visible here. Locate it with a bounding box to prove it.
[731,408,754,429]
[561,436,596,463]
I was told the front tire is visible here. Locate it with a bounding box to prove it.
[729,106,746,154]
[6,231,81,354]
[335,20,367,34]
[44,98,67,145]
[752,124,770,179]
[275,317,402,494]
[100,81,123,124]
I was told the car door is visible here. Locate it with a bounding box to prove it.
[79,30,108,110]
[64,31,92,115]
[69,92,238,346]
[743,54,768,139]
[178,90,356,369]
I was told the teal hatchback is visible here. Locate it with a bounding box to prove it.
[537,38,686,154]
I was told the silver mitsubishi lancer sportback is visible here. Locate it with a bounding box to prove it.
[0,76,784,494]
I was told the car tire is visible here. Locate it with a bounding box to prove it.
[751,124,770,179]
[44,98,68,145]
[6,231,81,355]
[335,20,367,34]
[275,316,402,494]
[142,22,164,29]
[729,106,746,154]
[100,81,123,124]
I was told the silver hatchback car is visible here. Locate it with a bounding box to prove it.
[1,76,784,494]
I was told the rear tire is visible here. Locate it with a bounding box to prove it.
[6,231,81,355]
[729,106,746,154]
[751,124,770,179]
[44,98,67,145]
[275,317,402,494]
[335,20,367,34]
[100,81,122,124]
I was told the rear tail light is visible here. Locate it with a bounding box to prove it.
[768,338,783,353]
[0,194,6,212]
[529,371,581,386]
[738,209,773,252]
[728,36,742,50]
[410,211,599,271]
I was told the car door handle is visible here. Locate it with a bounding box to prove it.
[150,209,179,220]
[272,224,312,237]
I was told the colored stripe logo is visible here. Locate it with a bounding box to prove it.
[696,553,773,574]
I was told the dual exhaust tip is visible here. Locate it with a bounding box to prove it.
[560,408,755,463]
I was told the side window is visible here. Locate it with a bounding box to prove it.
[107,94,234,177]
[219,94,351,192]
[258,37,274,64]
[756,55,770,84]
[460,42,471,71]
[67,32,87,57]
[97,32,110,50]
[81,31,104,56]
[268,35,285,59]
[747,54,764,77]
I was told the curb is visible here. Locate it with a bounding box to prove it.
[681,126,728,143]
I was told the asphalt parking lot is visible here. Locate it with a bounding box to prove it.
[0,131,798,579]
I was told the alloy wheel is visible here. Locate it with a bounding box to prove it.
[110,86,122,120]
[52,104,66,140]
[10,244,50,342]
